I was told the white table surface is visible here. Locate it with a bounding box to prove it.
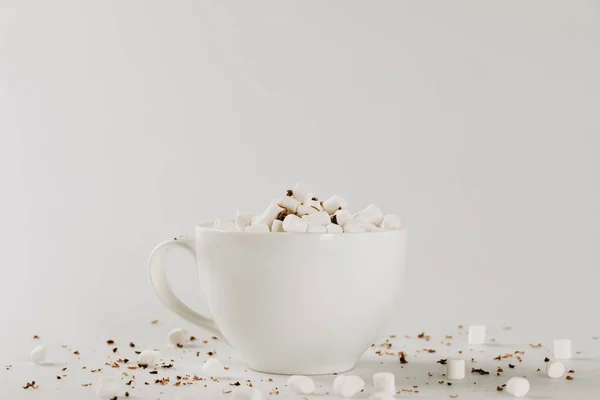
[1,318,598,399]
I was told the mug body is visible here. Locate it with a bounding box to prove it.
[194,224,407,375]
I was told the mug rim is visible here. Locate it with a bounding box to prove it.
[195,221,406,235]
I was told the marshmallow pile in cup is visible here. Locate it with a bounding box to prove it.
[212,183,402,233]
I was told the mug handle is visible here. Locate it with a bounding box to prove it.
[148,236,222,339]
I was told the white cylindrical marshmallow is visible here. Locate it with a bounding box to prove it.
[255,201,284,227]
[283,214,308,233]
[271,219,284,232]
[343,223,366,233]
[286,375,315,394]
[202,358,225,376]
[307,222,327,233]
[546,361,565,378]
[30,346,46,365]
[138,350,160,368]
[278,195,300,213]
[213,219,238,231]
[307,199,323,211]
[553,339,571,359]
[297,204,318,215]
[234,387,262,400]
[373,372,395,394]
[354,204,384,226]
[322,195,348,215]
[305,211,331,225]
[167,328,188,346]
[97,376,120,398]
[369,393,395,400]
[235,211,253,231]
[292,182,311,203]
[447,358,466,380]
[245,223,270,233]
[506,377,530,397]
[468,325,486,345]
[380,214,402,230]
[326,223,343,233]
[334,375,364,398]
[334,209,355,226]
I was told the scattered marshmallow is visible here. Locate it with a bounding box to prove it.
[343,223,366,233]
[468,325,486,345]
[546,361,565,378]
[554,339,571,359]
[138,349,160,368]
[297,204,319,215]
[322,195,348,215]
[373,372,395,394]
[334,209,355,226]
[30,346,46,365]
[234,387,262,400]
[255,201,284,227]
[369,393,395,400]
[381,214,402,230]
[245,223,270,233]
[283,214,308,233]
[213,219,238,231]
[505,377,530,397]
[202,358,225,376]
[271,219,284,232]
[235,211,253,231]
[447,358,466,380]
[307,198,323,211]
[278,195,300,213]
[168,328,188,347]
[292,182,311,203]
[304,210,331,225]
[326,223,343,233]
[97,376,120,398]
[286,375,315,394]
[334,375,364,398]
[354,204,384,226]
[307,222,327,233]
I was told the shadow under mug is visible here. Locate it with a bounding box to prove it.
[148,223,407,375]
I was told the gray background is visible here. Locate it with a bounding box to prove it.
[1,0,599,388]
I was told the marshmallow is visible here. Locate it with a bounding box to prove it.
[30,346,46,365]
[202,358,225,376]
[343,223,366,233]
[235,211,253,231]
[373,372,395,394]
[307,222,327,233]
[468,325,486,345]
[278,195,300,213]
[447,358,465,380]
[286,375,315,394]
[505,377,530,397]
[354,204,384,226]
[380,214,402,230]
[305,211,331,225]
[553,339,571,359]
[138,350,160,368]
[546,361,565,378]
[245,223,270,233]
[334,375,364,398]
[333,209,355,226]
[322,195,348,215]
[368,225,383,232]
[292,183,311,203]
[251,215,259,225]
[283,214,308,233]
[355,221,379,232]
[369,393,395,400]
[271,219,284,232]
[326,223,343,233]
[307,198,323,211]
[97,376,120,398]
[213,219,238,231]
[297,204,319,215]
[168,328,188,346]
[255,201,284,227]
[234,387,262,400]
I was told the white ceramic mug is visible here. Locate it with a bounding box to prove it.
[148,223,407,375]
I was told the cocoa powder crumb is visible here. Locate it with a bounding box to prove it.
[566,375,574,380]
[437,358,448,365]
